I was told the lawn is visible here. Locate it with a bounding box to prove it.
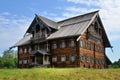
[0,68,120,80]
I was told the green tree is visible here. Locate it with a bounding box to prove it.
[0,49,17,68]
[109,59,120,68]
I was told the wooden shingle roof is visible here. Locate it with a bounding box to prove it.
[11,10,111,48]
[47,11,98,40]
[10,34,32,48]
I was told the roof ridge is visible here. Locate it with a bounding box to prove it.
[35,14,57,23]
[57,10,99,23]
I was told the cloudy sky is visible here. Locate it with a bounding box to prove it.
[0,0,120,62]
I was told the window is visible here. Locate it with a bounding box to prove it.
[80,55,85,62]
[80,40,83,47]
[70,55,76,62]
[86,41,88,49]
[23,60,27,64]
[80,40,85,48]
[61,55,66,62]
[86,57,90,62]
[19,60,22,64]
[52,42,57,49]
[70,39,75,47]
[61,41,66,48]
[52,57,57,62]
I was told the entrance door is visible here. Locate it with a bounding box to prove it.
[36,55,43,64]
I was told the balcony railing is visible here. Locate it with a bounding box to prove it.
[31,33,48,43]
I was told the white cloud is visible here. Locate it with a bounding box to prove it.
[0,12,31,53]
[67,0,100,6]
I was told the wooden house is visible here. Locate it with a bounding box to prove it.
[11,11,112,68]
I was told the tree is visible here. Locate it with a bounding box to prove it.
[109,59,120,68]
[0,49,17,68]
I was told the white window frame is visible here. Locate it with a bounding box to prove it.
[70,55,76,62]
[52,57,57,62]
[70,39,75,47]
[61,41,66,48]
[61,55,66,62]
[23,60,27,64]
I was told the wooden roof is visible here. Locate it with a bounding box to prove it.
[11,10,111,48]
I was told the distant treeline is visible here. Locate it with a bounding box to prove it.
[109,59,120,68]
[0,49,17,68]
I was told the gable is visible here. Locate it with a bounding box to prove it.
[26,14,57,34]
[47,11,98,40]
[82,15,111,47]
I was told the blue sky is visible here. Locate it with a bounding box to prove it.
[0,0,120,62]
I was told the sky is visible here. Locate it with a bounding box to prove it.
[0,0,120,62]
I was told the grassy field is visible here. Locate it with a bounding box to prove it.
[0,68,120,80]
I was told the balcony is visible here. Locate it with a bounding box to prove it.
[31,32,48,43]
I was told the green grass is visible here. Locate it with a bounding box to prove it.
[0,68,120,80]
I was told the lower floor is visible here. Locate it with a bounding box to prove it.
[18,54,106,69]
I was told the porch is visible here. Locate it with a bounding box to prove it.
[30,50,50,67]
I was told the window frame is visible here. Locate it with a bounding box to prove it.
[70,55,76,62]
[69,39,75,47]
[52,42,57,49]
[61,55,66,62]
[52,57,57,62]
[60,40,66,48]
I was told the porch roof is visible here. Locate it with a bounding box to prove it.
[35,50,50,55]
